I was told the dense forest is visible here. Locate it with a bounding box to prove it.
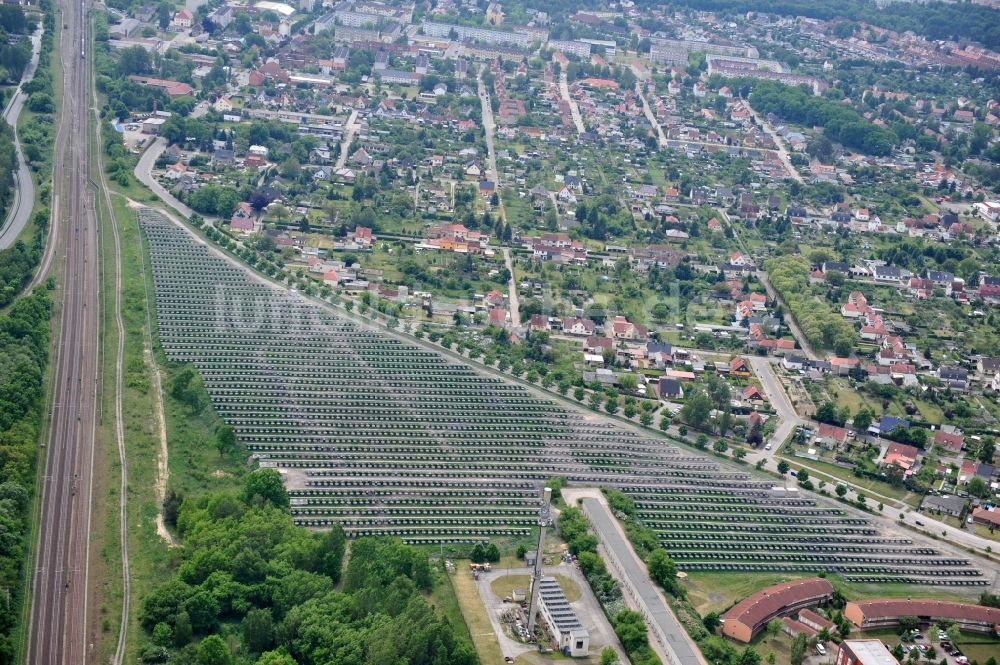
[644,0,1000,50]
[746,80,897,156]
[138,469,479,665]
[0,292,51,664]
[0,5,32,85]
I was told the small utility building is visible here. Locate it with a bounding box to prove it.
[537,577,589,657]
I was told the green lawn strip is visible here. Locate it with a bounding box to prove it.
[101,188,247,660]
[779,454,920,507]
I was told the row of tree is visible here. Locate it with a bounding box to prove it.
[766,256,855,356]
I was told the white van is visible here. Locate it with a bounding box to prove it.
[815,644,827,656]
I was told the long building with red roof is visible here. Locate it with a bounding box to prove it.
[845,599,1000,634]
[721,578,834,643]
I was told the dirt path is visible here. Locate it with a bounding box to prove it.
[148,345,175,547]
[127,198,177,547]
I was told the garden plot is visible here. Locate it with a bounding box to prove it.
[139,209,989,588]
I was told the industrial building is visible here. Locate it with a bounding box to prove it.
[537,577,589,657]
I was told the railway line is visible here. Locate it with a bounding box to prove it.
[25,0,101,663]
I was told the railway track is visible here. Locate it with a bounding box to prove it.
[25,1,100,663]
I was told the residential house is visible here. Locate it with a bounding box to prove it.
[730,357,751,377]
[741,385,765,403]
[815,424,849,448]
[922,495,966,518]
[876,415,910,436]
[938,366,969,392]
[658,377,684,400]
[884,442,920,473]
[934,430,965,453]
[562,317,596,336]
[606,316,648,341]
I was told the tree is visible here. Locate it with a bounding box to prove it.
[766,618,783,641]
[835,484,848,498]
[977,438,996,464]
[738,648,762,665]
[651,302,670,322]
[640,412,653,427]
[156,2,173,29]
[119,46,152,76]
[703,612,721,633]
[680,388,712,428]
[790,633,808,665]
[967,476,990,499]
[215,424,237,457]
[197,635,232,665]
[713,439,729,455]
[647,549,678,593]
[601,646,619,665]
[170,366,206,412]
[242,469,289,509]
[796,469,809,483]
[613,611,648,652]
[256,653,297,665]
[853,408,874,434]
[242,609,275,654]
[777,460,790,475]
[173,611,193,647]
[152,622,173,647]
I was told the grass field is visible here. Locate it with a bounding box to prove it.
[680,571,978,619]
[450,569,507,665]
[490,573,582,603]
[681,571,802,615]
[782,455,923,507]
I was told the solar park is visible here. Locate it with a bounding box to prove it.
[140,209,990,588]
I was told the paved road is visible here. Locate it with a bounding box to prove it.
[134,137,200,220]
[746,103,804,184]
[502,246,520,327]
[635,82,666,147]
[560,72,585,135]
[131,102,209,224]
[571,492,707,665]
[477,72,499,185]
[745,356,803,459]
[27,0,101,663]
[334,108,359,170]
[0,23,45,249]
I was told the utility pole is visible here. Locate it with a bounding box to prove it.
[526,486,552,636]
